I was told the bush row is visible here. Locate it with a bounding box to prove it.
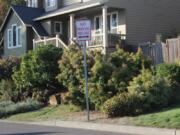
[0,44,180,118]
[0,99,43,118]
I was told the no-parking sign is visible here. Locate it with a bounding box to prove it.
[76,20,91,41]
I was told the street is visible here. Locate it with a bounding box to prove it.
[0,122,134,135]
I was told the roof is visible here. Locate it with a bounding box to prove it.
[35,0,108,21]
[0,5,49,37]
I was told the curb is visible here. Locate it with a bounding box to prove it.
[0,120,179,135]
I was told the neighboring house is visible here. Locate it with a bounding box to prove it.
[1,0,180,57]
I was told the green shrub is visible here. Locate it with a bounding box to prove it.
[0,57,20,80]
[156,63,180,103]
[89,48,147,110]
[128,70,172,112]
[156,63,180,83]
[103,93,140,117]
[57,45,96,109]
[103,70,172,118]
[0,80,18,102]
[13,45,63,102]
[57,46,147,110]
[0,101,14,108]
[0,99,43,118]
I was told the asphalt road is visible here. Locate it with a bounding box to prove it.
[0,122,135,135]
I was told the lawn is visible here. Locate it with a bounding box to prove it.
[4,105,180,129]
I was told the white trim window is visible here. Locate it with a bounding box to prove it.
[46,0,56,7]
[12,24,17,47]
[7,24,22,49]
[107,12,118,32]
[28,0,38,7]
[94,16,102,33]
[54,21,62,34]
[94,12,118,33]
[17,26,22,46]
[7,29,12,48]
[111,13,118,29]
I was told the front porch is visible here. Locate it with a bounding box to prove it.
[33,5,127,54]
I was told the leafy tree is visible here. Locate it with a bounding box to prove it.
[13,45,63,102]
[0,0,25,25]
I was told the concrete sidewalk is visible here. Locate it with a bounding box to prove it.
[1,120,179,135]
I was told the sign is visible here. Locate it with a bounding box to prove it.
[76,19,91,121]
[76,20,91,41]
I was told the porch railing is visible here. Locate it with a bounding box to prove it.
[33,35,68,49]
[79,33,126,49]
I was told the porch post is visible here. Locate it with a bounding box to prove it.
[102,6,108,55]
[70,14,75,44]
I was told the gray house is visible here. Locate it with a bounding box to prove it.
[1,0,180,57]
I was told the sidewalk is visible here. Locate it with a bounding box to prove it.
[1,120,179,135]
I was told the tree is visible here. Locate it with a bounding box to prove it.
[0,0,25,25]
[13,45,63,102]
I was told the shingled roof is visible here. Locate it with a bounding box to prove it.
[0,5,49,37]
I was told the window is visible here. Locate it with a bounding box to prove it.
[28,0,37,7]
[107,15,111,31]
[94,16,102,32]
[12,25,17,47]
[17,27,22,46]
[7,24,22,49]
[94,12,118,33]
[111,13,118,28]
[46,0,56,7]
[54,22,62,34]
[7,29,12,48]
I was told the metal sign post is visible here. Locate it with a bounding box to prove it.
[76,20,91,121]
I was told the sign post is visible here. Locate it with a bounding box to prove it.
[76,20,91,121]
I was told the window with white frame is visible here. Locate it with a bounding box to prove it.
[111,13,118,29]
[46,0,56,7]
[7,29,12,48]
[94,12,118,33]
[12,25,17,47]
[94,16,103,34]
[54,21,62,34]
[7,24,22,49]
[28,0,37,7]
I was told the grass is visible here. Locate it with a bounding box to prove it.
[6,105,82,121]
[132,106,180,129]
[4,105,180,129]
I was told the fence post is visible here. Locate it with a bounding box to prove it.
[56,34,59,47]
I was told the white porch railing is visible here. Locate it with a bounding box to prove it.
[73,33,126,49]
[33,35,68,49]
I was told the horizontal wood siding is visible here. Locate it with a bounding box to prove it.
[62,0,81,6]
[108,0,180,45]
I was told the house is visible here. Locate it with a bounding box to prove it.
[1,0,180,57]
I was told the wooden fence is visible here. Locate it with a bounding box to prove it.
[138,38,180,64]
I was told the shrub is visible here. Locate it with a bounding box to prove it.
[89,48,147,110]
[156,63,180,103]
[57,46,147,110]
[128,70,172,112]
[57,45,96,109]
[103,70,172,117]
[103,93,140,117]
[0,99,43,118]
[13,45,63,102]
[0,101,14,108]
[0,80,19,102]
[0,57,20,80]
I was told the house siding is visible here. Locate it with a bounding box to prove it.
[44,0,62,12]
[62,0,81,6]
[107,0,180,45]
[3,12,27,57]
